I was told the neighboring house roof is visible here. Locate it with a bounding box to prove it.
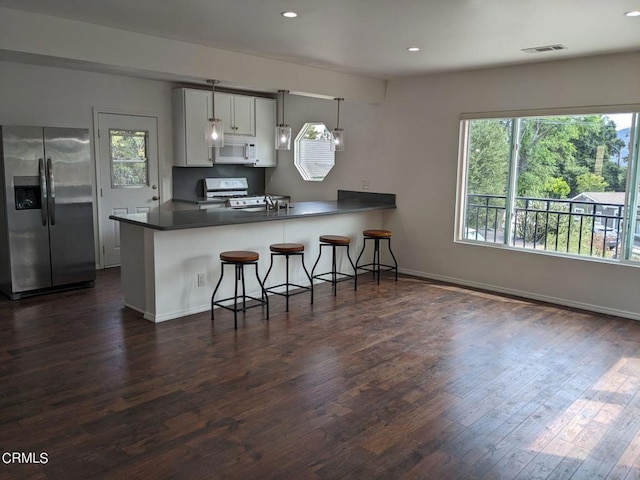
[571,192,626,205]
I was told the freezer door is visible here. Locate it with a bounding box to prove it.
[1,126,53,293]
[44,127,96,287]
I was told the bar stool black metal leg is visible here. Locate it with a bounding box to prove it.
[355,242,366,272]
[254,262,269,319]
[346,244,357,290]
[331,245,337,296]
[233,264,240,329]
[211,263,225,321]
[301,255,313,304]
[311,245,322,279]
[285,254,290,311]
[375,239,381,284]
[387,238,399,281]
[312,241,355,295]
[264,253,275,285]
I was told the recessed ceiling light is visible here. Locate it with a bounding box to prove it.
[281,11,298,18]
[625,10,640,16]
[407,47,420,52]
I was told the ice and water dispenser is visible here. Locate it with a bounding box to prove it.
[13,176,42,211]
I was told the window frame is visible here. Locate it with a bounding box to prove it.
[293,122,335,182]
[456,107,640,264]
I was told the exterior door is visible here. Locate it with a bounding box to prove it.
[97,113,159,267]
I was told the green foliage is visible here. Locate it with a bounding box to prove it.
[543,177,571,199]
[467,120,510,195]
[111,130,147,160]
[112,162,147,187]
[576,172,608,193]
[110,130,148,187]
[468,115,621,198]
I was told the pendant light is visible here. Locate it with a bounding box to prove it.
[275,90,292,150]
[331,97,345,152]
[206,79,224,148]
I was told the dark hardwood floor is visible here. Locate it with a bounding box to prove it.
[2,269,640,479]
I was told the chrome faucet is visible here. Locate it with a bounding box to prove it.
[264,193,276,210]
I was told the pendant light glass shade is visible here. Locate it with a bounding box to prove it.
[205,80,224,148]
[275,125,292,150]
[331,97,345,152]
[331,128,345,152]
[275,90,292,150]
[206,118,224,148]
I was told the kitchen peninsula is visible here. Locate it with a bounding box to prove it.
[110,191,396,322]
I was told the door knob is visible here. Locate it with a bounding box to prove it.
[152,184,158,190]
[152,195,159,201]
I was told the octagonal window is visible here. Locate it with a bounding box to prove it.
[294,123,335,181]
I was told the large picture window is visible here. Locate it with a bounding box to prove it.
[458,112,639,262]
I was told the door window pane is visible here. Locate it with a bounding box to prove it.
[110,129,149,188]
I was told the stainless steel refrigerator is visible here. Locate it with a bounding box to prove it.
[0,126,96,299]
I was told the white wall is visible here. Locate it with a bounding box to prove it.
[267,94,386,201]
[0,61,174,181]
[378,51,640,319]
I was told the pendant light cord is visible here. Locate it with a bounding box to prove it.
[334,97,344,129]
[208,79,218,120]
[278,90,289,126]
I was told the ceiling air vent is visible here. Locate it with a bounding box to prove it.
[521,44,567,54]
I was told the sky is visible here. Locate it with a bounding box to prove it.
[605,113,634,130]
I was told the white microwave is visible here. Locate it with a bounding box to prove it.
[214,142,257,164]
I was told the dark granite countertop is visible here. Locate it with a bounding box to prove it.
[110,200,395,231]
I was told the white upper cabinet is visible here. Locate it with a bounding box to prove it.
[172,88,213,166]
[172,88,275,167]
[251,97,277,167]
[215,92,255,137]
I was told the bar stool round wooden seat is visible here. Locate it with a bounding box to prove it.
[311,235,357,296]
[211,250,269,329]
[356,229,398,284]
[263,243,313,312]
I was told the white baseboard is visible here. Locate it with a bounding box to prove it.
[399,268,640,322]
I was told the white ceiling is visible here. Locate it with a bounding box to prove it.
[0,0,639,79]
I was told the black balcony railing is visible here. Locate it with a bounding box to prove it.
[465,194,636,259]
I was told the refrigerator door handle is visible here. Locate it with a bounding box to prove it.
[46,157,56,226]
[39,158,48,226]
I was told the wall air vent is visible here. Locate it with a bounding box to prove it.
[521,44,567,54]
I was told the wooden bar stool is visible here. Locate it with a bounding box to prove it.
[356,229,398,284]
[263,243,313,312]
[211,250,269,329]
[311,235,357,296]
